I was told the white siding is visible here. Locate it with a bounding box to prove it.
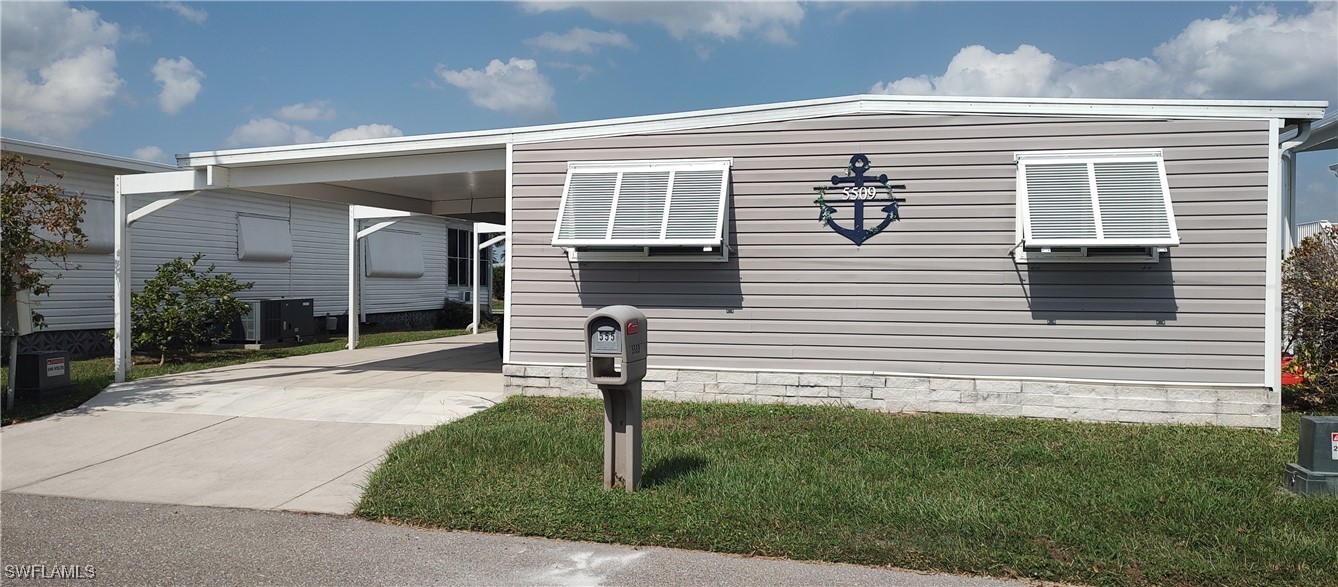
[290,198,349,316]
[360,216,450,314]
[16,156,463,331]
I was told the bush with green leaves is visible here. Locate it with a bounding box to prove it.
[438,299,472,329]
[1282,225,1338,409]
[492,264,504,301]
[131,254,253,365]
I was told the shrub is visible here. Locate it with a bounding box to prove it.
[1282,225,1338,409]
[439,299,472,329]
[131,254,253,365]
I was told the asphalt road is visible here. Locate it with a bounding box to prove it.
[1,493,1042,587]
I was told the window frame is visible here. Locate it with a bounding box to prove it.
[1013,149,1178,264]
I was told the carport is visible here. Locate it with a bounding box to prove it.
[112,137,510,383]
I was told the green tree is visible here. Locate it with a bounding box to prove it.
[1283,225,1338,409]
[131,254,254,365]
[1,152,87,326]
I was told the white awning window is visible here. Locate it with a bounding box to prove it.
[1016,149,1179,248]
[364,229,425,278]
[237,214,294,262]
[551,159,731,248]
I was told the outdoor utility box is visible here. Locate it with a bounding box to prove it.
[1284,415,1338,496]
[233,299,284,343]
[231,298,315,343]
[13,351,72,397]
[281,298,316,339]
[584,305,648,387]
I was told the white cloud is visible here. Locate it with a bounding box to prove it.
[225,117,322,147]
[275,100,336,121]
[0,2,123,142]
[327,124,404,143]
[436,58,556,119]
[132,146,171,163]
[225,118,407,147]
[151,56,203,115]
[159,1,207,25]
[523,2,803,45]
[871,4,1336,100]
[548,61,598,81]
[526,28,633,54]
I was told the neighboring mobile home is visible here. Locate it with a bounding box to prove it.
[1,138,493,357]
[104,95,1332,428]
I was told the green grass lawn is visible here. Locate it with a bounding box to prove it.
[0,329,477,426]
[358,396,1338,587]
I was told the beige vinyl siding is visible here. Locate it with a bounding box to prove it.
[509,114,1270,385]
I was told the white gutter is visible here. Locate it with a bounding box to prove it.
[1280,121,1313,252]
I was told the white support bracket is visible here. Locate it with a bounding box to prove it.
[357,220,399,240]
[127,191,201,225]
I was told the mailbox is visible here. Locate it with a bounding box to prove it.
[584,305,648,387]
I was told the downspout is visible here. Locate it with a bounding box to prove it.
[1279,121,1312,253]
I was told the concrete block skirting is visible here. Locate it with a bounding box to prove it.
[502,365,1280,429]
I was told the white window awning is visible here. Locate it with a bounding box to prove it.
[551,159,731,248]
[237,214,294,262]
[1017,149,1179,248]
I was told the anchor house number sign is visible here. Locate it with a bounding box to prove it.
[812,154,907,246]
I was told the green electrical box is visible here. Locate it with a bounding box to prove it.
[1284,416,1338,496]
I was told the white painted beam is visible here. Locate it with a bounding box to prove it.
[356,220,399,240]
[479,234,507,249]
[113,177,131,383]
[347,207,359,350]
[118,169,206,195]
[126,191,200,225]
[352,205,414,220]
[503,143,513,364]
[213,150,504,188]
[476,221,507,233]
[471,227,480,335]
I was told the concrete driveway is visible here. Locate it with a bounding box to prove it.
[0,333,504,514]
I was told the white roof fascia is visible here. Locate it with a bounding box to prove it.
[2,137,178,173]
[177,95,1329,168]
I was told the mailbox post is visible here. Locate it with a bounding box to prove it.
[585,305,648,492]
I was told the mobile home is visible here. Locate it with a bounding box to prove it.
[103,95,1332,428]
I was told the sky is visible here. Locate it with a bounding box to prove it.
[2,1,1336,222]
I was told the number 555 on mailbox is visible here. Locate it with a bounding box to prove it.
[584,305,648,387]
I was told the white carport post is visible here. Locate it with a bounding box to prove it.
[113,167,214,383]
[348,206,413,349]
[471,222,508,334]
